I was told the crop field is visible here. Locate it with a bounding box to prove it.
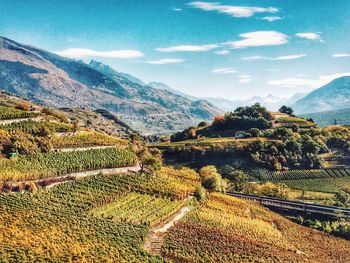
[52,131,128,148]
[153,137,279,149]
[0,170,196,262]
[0,105,37,120]
[162,193,350,262]
[0,147,137,182]
[257,168,350,181]
[0,119,74,133]
[91,192,184,225]
[281,177,350,193]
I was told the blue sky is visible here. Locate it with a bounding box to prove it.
[1,0,350,99]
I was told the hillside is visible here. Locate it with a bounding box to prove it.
[292,76,350,114]
[302,108,350,126]
[0,36,222,135]
[1,175,350,262]
[1,90,350,262]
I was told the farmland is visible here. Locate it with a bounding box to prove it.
[0,165,201,262]
[0,105,37,120]
[257,168,350,181]
[52,131,128,149]
[281,177,350,194]
[0,147,137,182]
[91,192,185,225]
[162,193,350,262]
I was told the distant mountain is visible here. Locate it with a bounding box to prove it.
[148,80,306,111]
[302,108,350,127]
[205,93,306,112]
[0,36,222,135]
[292,76,350,114]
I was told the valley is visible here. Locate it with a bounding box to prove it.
[2,2,350,260]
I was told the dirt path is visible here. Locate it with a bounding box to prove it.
[0,116,42,125]
[10,165,141,190]
[143,205,191,255]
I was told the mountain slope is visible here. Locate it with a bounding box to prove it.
[292,76,350,114]
[302,108,350,126]
[148,81,197,101]
[0,36,222,134]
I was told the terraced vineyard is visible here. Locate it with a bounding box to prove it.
[0,105,37,120]
[281,177,350,193]
[0,119,74,133]
[52,132,128,148]
[91,192,184,225]
[162,193,350,262]
[257,168,350,181]
[0,147,137,182]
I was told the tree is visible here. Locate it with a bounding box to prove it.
[194,186,207,202]
[279,105,294,115]
[249,128,262,137]
[197,121,208,128]
[292,124,299,133]
[219,165,249,191]
[199,165,226,192]
[137,148,162,174]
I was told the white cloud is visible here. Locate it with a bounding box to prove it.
[242,54,306,61]
[55,48,144,59]
[333,53,350,58]
[295,32,323,42]
[173,8,183,11]
[212,68,236,74]
[239,75,252,83]
[214,49,230,55]
[261,16,282,22]
[267,72,350,88]
[188,2,278,18]
[225,31,288,49]
[146,59,185,65]
[156,44,218,52]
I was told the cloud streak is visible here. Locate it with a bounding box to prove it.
[146,58,185,65]
[333,53,350,58]
[55,48,144,59]
[267,72,350,88]
[212,68,236,74]
[225,31,288,49]
[295,32,323,42]
[242,54,306,61]
[156,44,218,52]
[239,75,252,83]
[188,2,278,18]
[260,16,282,22]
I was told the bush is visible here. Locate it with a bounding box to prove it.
[194,186,207,202]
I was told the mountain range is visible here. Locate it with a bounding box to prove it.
[1,36,350,135]
[0,36,222,135]
[291,76,350,114]
[149,81,306,111]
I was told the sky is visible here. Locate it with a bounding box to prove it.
[1,0,350,100]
